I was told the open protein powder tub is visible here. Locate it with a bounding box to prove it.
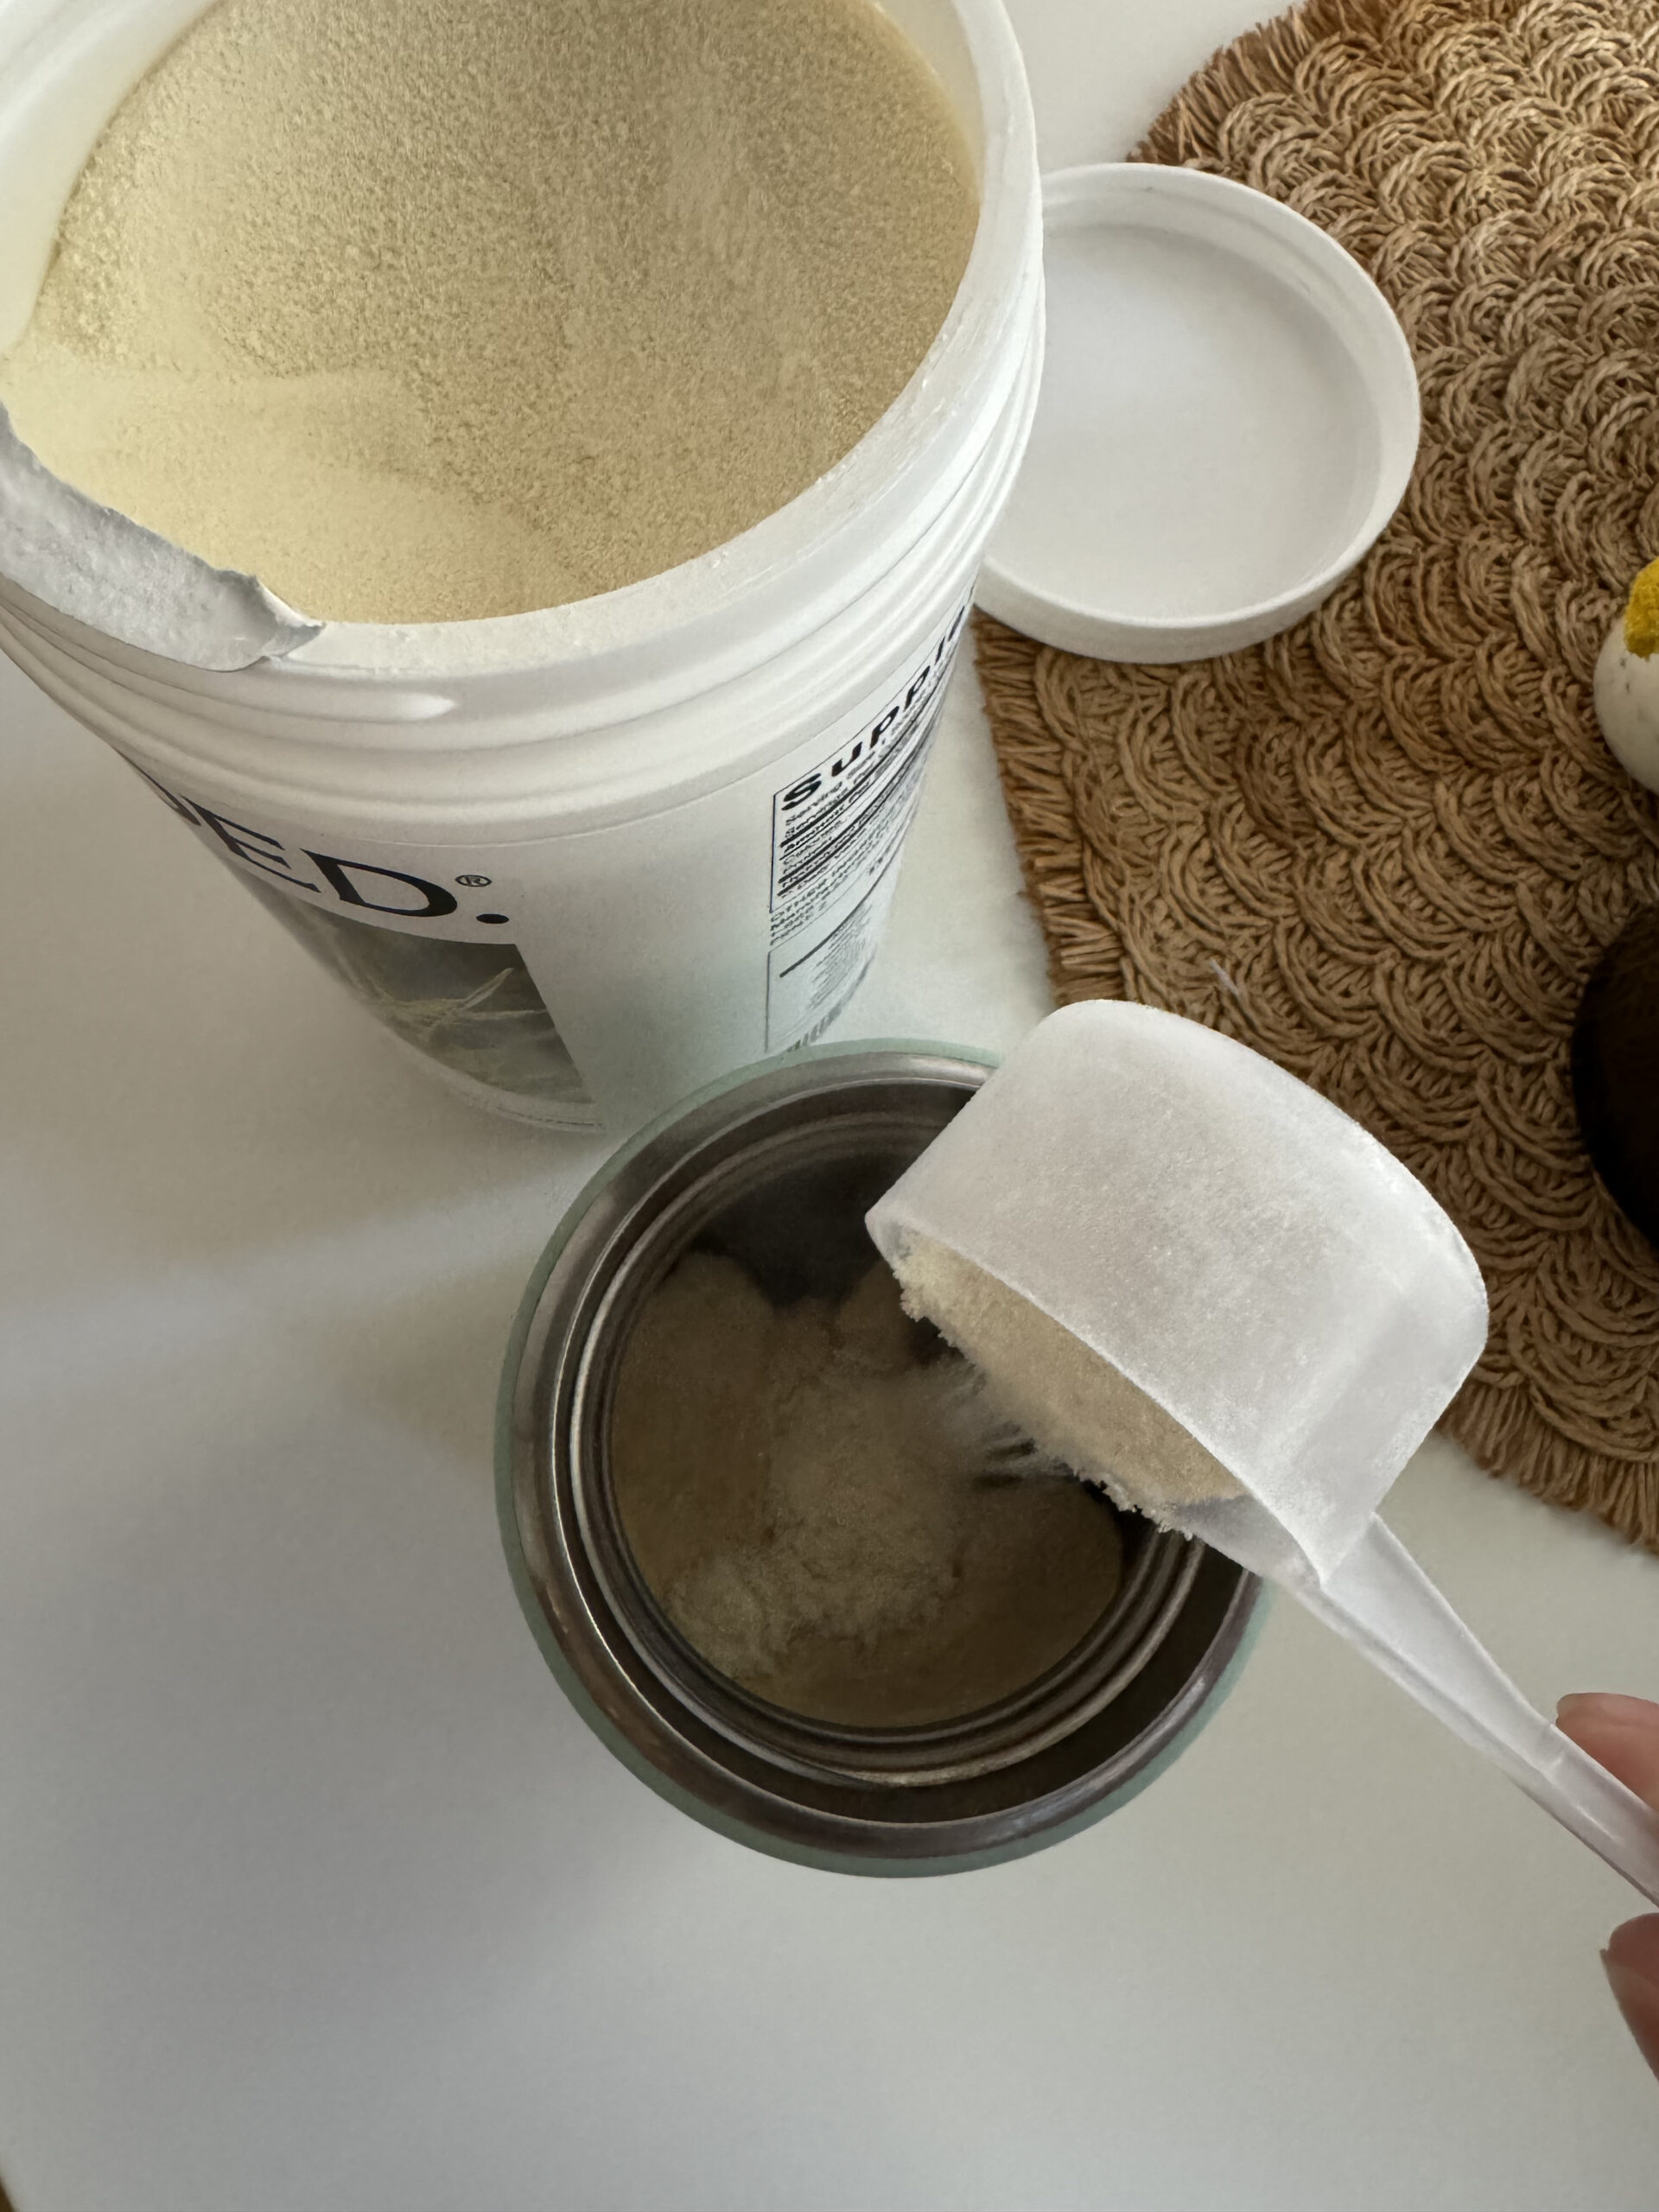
[0,0,1043,1134]
[497,1044,1260,1872]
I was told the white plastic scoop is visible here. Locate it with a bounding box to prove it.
[868,1001,1659,1904]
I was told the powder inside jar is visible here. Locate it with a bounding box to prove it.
[609,1251,1124,1728]
[0,0,978,624]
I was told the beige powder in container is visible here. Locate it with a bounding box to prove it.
[0,0,978,623]
[610,1252,1124,1728]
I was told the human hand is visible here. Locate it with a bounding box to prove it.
[1555,1692,1659,2079]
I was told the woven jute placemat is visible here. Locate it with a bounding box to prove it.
[977,0,1659,1550]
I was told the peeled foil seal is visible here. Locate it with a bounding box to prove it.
[0,404,321,670]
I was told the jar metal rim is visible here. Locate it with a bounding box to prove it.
[497,1042,1261,1872]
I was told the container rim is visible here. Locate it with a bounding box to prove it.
[0,0,1039,689]
[495,1042,1261,1872]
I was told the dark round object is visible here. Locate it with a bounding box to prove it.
[1572,908,1659,1250]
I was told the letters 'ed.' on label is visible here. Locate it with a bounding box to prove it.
[115,758,590,1111]
[765,606,965,1052]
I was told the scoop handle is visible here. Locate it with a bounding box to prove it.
[1295,1519,1659,1906]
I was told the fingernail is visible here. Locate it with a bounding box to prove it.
[1603,1942,1659,2079]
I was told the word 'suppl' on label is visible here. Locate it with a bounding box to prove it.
[766,601,966,1051]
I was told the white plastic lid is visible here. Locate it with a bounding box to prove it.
[976,165,1421,664]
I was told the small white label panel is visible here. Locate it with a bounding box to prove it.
[766,604,965,1050]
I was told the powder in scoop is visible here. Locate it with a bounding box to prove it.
[0,0,977,623]
[887,1234,1245,1517]
[609,1252,1123,1728]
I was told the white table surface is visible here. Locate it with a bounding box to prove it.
[4,6,1659,2208]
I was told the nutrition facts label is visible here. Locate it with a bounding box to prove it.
[765,606,964,1051]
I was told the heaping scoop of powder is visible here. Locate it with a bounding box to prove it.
[0,0,978,624]
[883,1234,1246,1522]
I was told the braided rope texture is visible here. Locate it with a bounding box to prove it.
[977,0,1659,1550]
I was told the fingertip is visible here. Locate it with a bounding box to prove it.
[1555,1694,1659,1810]
[1557,1691,1659,1730]
[1606,1916,1659,1983]
[1604,1917,1659,2082]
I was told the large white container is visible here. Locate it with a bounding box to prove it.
[0,0,1042,1132]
